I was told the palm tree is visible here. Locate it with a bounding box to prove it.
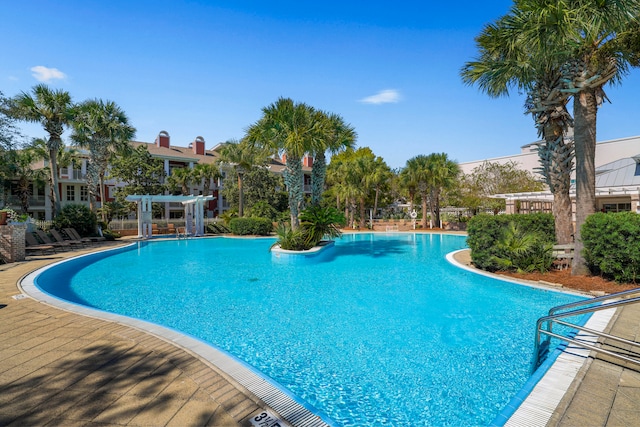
[167,167,194,196]
[461,6,575,244]
[11,84,75,216]
[425,153,461,226]
[512,0,640,274]
[364,156,392,218]
[30,137,81,214]
[403,156,432,228]
[218,139,269,217]
[310,111,357,206]
[192,162,221,198]
[71,99,136,221]
[246,98,319,229]
[5,147,46,213]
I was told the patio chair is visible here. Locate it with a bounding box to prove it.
[50,229,85,249]
[34,229,72,251]
[65,227,104,244]
[24,232,56,255]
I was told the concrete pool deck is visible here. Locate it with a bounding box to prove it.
[1,239,639,426]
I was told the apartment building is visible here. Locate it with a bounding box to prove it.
[8,130,313,221]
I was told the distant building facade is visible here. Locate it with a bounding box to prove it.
[458,135,640,217]
[6,130,312,221]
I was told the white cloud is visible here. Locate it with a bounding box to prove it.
[30,65,66,82]
[359,89,401,105]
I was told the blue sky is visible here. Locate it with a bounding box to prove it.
[3,1,639,169]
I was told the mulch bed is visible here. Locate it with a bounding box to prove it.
[496,269,638,294]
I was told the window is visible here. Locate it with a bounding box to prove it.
[602,203,631,213]
[80,186,89,202]
[66,185,75,201]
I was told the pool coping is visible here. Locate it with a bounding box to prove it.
[18,241,333,427]
[446,249,615,427]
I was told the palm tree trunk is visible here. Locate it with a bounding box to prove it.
[373,187,380,219]
[99,173,107,222]
[359,197,366,229]
[572,89,598,275]
[49,149,61,216]
[237,173,244,217]
[421,191,428,228]
[311,152,326,206]
[283,154,303,229]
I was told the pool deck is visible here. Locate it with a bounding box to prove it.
[1,239,638,426]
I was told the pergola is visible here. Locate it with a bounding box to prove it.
[125,194,215,238]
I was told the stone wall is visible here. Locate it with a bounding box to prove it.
[0,224,26,263]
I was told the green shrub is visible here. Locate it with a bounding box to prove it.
[249,201,278,221]
[274,222,314,251]
[490,222,554,273]
[53,204,98,237]
[228,217,273,236]
[467,213,555,271]
[582,212,640,283]
[102,229,120,240]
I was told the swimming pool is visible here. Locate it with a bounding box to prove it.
[33,233,586,426]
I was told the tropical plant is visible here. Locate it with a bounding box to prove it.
[11,84,75,216]
[299,205,346,247]
[192,162,221,198]
[71,99,136,221]
[461,2,576,245]
[218,139,270,217]
[464,0,640,274]
[167,166,195,195]
[274,222,314,251]
[246,98,323,229]
[4,147,46,213]
[309,111,357,206]
[490,222,554,273]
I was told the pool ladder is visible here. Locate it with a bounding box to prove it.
[532,287,640,373]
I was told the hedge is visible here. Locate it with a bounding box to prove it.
[467,213,555,271]
[582,212,640,283]
[228,217,273,236]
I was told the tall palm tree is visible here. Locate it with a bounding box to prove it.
[219,139,269,217]
[365,156,393,218]
[71,99,136,221]
[246,98,319,229]
[12,84,75,216]
[425,153,461,226]
[461,6,575,244]
[514,0,640,274]
[404,156,432,228]
[310,111,357,206]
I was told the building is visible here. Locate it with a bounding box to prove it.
[6,130,313,221]
[458,135,640,216]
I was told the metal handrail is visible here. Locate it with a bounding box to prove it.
[548,287,640,316]
[532,287,640,371]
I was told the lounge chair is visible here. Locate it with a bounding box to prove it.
[50,229,85,249]
[24,232,56,254]
[65,228,104,244]
[167,223,176,234]
[34,229,72,251]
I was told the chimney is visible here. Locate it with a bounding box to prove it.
[192,136,205,155]
[155,131,170,148]
[303,155,313,168]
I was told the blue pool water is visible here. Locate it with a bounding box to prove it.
[35,233,585,426]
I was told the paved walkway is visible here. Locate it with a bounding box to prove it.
[0,242,266,427]
[2,243,639,426]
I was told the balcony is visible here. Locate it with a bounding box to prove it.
[59,169,86,181]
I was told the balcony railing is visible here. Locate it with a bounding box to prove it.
[59,169,86,180]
